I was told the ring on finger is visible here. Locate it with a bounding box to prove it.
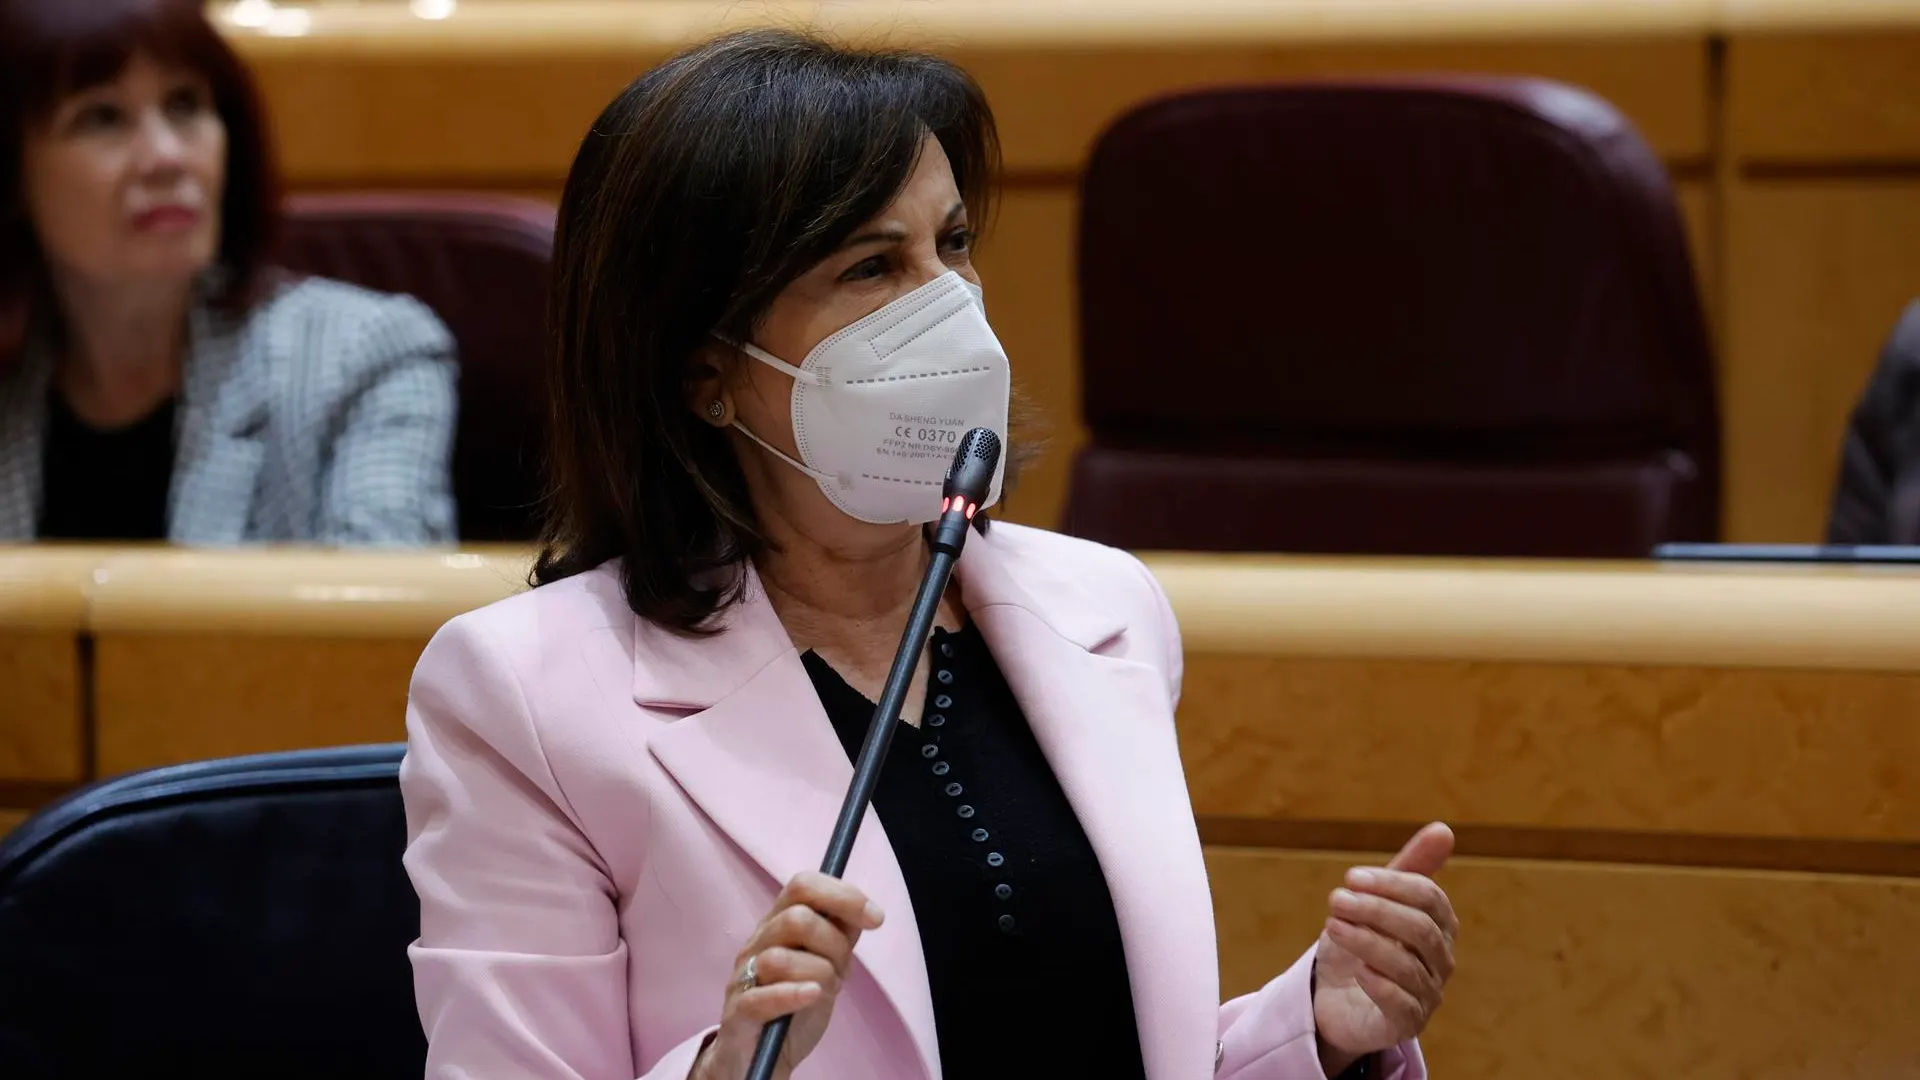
[739,953,759,993]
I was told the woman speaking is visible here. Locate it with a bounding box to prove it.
[402,29,1458,1080]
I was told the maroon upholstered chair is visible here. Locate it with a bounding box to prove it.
[1062,79,1719,557]
[277,193,556,542]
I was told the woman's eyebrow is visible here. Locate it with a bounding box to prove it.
[838,225,909,251]
[838,203,968,251]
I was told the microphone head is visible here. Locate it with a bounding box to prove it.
[942,427,1002,504]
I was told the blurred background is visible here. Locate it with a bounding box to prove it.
[4,2,1920,1077]
[202,0,1920,551]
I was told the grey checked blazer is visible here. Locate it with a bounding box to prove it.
[0,276,457,545]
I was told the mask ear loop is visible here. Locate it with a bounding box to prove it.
[730,418,847,489]
[712,333,828,387]
[706,334,846,488]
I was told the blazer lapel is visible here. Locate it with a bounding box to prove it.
[641,569,941,1080]
[0,346,50,541]
[959,532,1221,1080]
[168,304,266,544]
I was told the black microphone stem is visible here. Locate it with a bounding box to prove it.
[742,544,959,1080]
[744,427,998,1080]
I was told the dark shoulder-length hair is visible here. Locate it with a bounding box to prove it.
[535,28,1001,634]
[0,0,280,368]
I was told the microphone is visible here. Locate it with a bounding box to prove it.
[932,426,1001,556]
[744,427,1002,1080]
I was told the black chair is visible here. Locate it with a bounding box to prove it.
[0,745,424,1079]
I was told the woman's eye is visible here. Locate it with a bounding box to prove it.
[942,228,975,255]
[69,102,124,133]
[840,255,888,282]
[164,86,208,120]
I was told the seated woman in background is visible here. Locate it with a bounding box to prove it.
[0,0,456,544]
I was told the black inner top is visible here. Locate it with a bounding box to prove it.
[802,622,1148,1080]
[38,390,176,541]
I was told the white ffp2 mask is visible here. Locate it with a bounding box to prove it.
[730,272,1010,525]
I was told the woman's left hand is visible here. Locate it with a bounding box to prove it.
[1312,822,1459,1074]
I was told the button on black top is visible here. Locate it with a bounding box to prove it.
[803,623,1147,1080]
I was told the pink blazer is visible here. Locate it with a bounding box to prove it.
[401,523,1424,1080]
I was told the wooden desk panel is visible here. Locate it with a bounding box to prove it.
[0,633,83,784]
[77,550,1920,812]
[40,544,1920,1074]
[80,549,1920,659]
[83,548,533,637]
[92,635,428,776]
[84,548,533,775]
[0,549,95,786]
[1181,656,1920,847]
[1208,848,1920,1079]
[1146,554,1920,670]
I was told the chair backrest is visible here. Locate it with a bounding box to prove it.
[0,745,423,1079]
[278,192,556,542]
[1065,78,1720,556]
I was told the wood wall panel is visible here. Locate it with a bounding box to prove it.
[1722,181,1920,542]
[0,809,26,837]
[972,188,1081,529]
[0,633,83,784]
[1207,847,1920,1079]
[1179,656,1920,841]
[954,39,1710,174]
[92,637,427,777]
[243,39,1709,185]
[246,54,648,185]
[1676,180,1719,341]
[1725,31,1920,161]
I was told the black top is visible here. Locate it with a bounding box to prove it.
[802,623,1148,1080]
[37,391,177,541]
